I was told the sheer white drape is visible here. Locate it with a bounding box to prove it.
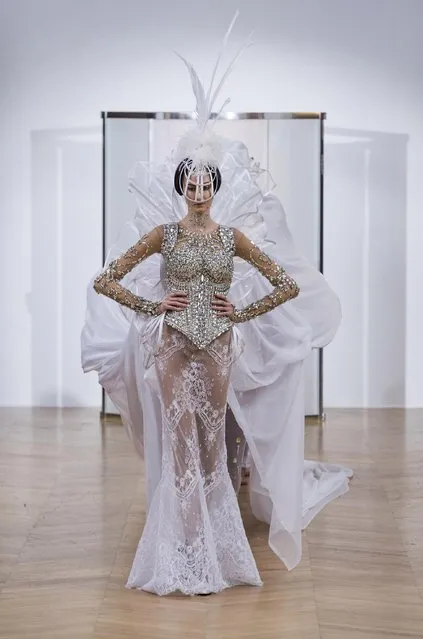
[81,140,352,594]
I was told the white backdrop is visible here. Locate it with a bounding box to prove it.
[1,0,422,408]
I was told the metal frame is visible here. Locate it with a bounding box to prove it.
[101,111,326,418]
[102,111,324,120]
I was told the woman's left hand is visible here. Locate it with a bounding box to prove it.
[211,294,234,318]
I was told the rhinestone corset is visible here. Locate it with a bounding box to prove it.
[161,223,235,349]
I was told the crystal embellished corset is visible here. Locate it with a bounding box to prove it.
[161,223,235,349]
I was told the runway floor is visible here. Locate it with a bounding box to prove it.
[0,407,422,638]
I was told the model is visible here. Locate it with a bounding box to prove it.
[81,13,352,596]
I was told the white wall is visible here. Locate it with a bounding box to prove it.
[1,0,422,408]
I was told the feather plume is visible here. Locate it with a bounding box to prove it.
[174,11,253,169]
[173,51,207,123]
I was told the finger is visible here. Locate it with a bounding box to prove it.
[212,306,232,313]
[167,296,189,302]
[165,303,189,310]
[216,305,232,313]
[213,294,228,301]
[169,294,188,301]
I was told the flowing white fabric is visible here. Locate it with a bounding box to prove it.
[81,139,352,593]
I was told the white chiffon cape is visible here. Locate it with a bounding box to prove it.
[81,139,352,572]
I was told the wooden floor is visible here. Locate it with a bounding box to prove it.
[0,408,422,639]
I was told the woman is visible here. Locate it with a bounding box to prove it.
[92,159,300,595]
[82,15,352,596]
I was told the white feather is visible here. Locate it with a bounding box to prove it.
[173,51,207,123]
[173,11,253,169]
[205,11,240,117]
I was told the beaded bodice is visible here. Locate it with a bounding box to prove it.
[161,223,235,349]
[93,222,300,350]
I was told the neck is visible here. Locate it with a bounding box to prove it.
[184,208,212,230]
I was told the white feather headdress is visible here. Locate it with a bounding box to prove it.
[174,11,253,169]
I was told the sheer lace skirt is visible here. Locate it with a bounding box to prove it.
[126,324,262,595]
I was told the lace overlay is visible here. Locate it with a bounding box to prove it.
[94,222,301,594]
[126,324,262,595]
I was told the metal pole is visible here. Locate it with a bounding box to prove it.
[318,113,326,419]
[101,112,106,417]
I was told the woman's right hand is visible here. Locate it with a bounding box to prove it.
[157,292,189,315]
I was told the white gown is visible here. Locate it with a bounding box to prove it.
[81,139,353,595]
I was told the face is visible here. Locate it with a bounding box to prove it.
[183,171,214,211]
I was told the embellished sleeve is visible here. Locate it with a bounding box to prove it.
[231,228,299,323]
[93,225,164,316]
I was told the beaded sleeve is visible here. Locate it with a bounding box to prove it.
[93,226,163,316]
[231,228,300,323]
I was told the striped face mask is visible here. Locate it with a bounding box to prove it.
[178,161,218,204]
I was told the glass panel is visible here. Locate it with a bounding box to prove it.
[104,118,150,254]
[103,115,321,416]
[268,119,321,415]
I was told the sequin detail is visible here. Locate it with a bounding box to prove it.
[162,224,235,349]
[230,228,300,323]
[93,228,163,316]
[93,223,300,343]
